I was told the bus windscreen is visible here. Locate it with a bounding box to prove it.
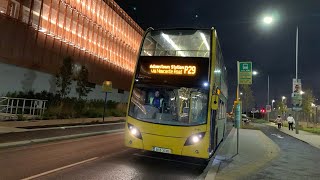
[128,56,210,126]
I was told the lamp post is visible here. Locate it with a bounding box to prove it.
[263,15,300,134]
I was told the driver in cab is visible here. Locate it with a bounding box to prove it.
[149,91,163,110]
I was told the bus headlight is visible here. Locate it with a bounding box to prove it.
[184,132,206,146]
[128,123,142,140]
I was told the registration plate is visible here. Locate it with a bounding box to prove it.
[152,147,172,154]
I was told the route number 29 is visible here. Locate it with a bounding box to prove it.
[184,66,196,75]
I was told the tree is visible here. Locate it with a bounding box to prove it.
[276,100,287,116]
[56,57,73,99]
[302,89,315,124]
[75,65,92,99]
[240,85,255,114]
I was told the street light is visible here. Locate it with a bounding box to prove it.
[263,16,274,24]
[282,96,286,101]
[253,70,258,76]
[300,91,305,95]
[272,99,275,110]
[240,92,243,95]
[262,13,301,134]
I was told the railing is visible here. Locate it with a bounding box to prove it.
[0,97,47,119]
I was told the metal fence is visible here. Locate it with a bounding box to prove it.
[0,97,47,120]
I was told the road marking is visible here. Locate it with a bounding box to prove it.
[21,157,98,180]
[133,153,204,166]
[271,133,284,139]
[27,122,125,131]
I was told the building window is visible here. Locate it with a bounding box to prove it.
[118,89,124,94]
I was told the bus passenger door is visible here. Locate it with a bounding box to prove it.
[210,95,219,152]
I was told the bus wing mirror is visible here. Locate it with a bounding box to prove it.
[211,95,219,110]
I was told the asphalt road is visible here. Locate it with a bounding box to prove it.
[0,132,208,180]
[246,124,320,180]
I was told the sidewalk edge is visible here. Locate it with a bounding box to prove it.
[0,129,124,149]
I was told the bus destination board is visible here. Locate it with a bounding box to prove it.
[149,64,196,76]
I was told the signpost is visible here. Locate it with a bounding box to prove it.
[266,105,271,113]
[235,102,241,154]
[251,108,257,119]
[102,81,112,122]
[236,61,252,155]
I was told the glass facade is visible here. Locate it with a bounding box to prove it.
[0,0,143,72]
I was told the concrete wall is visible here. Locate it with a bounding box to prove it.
[0,62,129,102]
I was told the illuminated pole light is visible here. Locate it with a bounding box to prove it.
[253,71,258,76]
[263,16,273,24]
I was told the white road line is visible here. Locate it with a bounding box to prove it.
[21,157,98,180]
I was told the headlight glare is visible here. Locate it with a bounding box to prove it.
[127,123,142,139]
[185,132,206,146]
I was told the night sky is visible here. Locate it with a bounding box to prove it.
[116,0,320,110]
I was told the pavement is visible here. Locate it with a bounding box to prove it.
[0,117,124,133]
[268,122,320,149]
[0,117,126,149]
[248,123,320,179]
[205,128,280,180]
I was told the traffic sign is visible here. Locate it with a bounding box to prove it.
[266,105,272,113]
[292,92,302,111]
[238,62,252,84]
[292,79,302,111]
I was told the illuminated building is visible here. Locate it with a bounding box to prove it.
[0,0,143,100]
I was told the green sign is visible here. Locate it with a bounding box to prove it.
[292,92,302,111]
[238,62,252,84]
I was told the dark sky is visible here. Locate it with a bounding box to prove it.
[116,0,320,110]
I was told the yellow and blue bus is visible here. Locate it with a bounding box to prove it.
[125,28,228,159]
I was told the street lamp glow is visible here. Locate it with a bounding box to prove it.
[263,16,273,24]
[272,99,275,103]
[300,91,305,95]
[253,71,258,76]
[282,96,286,100]
[311,103,316,107]
[240,92,243,95]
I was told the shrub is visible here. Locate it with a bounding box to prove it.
[17,114,26,121]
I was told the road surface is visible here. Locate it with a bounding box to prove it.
[0,132,208,180]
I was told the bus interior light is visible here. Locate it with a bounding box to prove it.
[200,32,209,50]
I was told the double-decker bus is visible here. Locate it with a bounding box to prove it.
[125,28,228,159]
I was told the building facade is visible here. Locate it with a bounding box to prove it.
[0,0,143,101]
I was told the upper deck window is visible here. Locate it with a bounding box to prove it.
[141,29,211,58]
